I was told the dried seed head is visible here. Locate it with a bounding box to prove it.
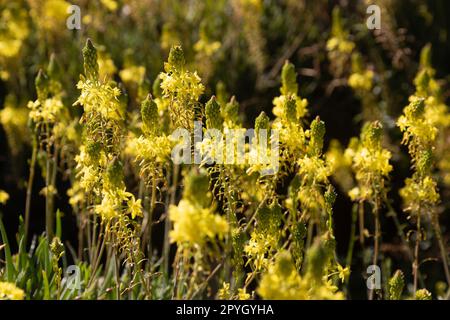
[82,39,99,81]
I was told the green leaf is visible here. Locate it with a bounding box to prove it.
[0,215,16,282]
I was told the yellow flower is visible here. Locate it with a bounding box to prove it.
[218,282,231,299]
[28,97,64,124]
[0,282,25,300]
[100,0,118,11]
[348,70,374,92]
[0,190,9,204]
[94,193,118,219]
[194,38,221,56]
[238,288,251,300]
[119,65,146,85]
[169,200,229,246]
[127,196,143,219]
[337,264,350,283]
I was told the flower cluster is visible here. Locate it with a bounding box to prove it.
[159,45,205,130]
[347,121,392,203]
[0,282,25,300]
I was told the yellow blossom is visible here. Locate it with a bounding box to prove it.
[0,282,24,300]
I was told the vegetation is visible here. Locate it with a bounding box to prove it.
[1,0,450,300]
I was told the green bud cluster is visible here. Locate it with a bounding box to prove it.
[406,98,425,119]
[308,116,326,155]
[82,39,99,81]
[205,96,223,130]
[223,96,240,125]
[388,270,404,300]
[141,95,159,136]
[281,61,298,96]
[361,121,383,149]
[255,111,270,137]
[166,45,185,72]
[284,95,297,123]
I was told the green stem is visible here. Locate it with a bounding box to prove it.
[24,138,38,242]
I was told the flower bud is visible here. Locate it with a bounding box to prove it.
[166,45,185,72]
[281,61,298,96]
[362,121,382,149]
[284,95,297,123]
[141,95,159,136]
[223,96,240,125]
[82,39,99,81]
[388,270,404,300]
[309,116,325,155]
[255,111,270,136]
[205,96,223,130]
[407,98,425,119]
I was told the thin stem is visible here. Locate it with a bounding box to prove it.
[346,203,358,268]
[358,201,365,247]
[163,164,179,275]
[24,138,38,242]
[413,212,421,295]
[430,211,450,291]
[45,125,54,239]
[148,175,157,256]
[386,201,425,288]
[369,202,380,300]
